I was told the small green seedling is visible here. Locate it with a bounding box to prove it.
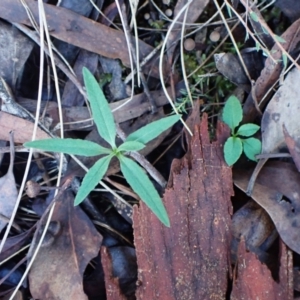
[222,95,261,166]
[24,67,181,227]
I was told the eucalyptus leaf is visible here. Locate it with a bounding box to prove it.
[222,96,243,132]
[119,155,170,227]
[24,139,112,157]
[242,138,261,161]
[74,154,113,205]
[224,137,243,166]
[83,67,116,147]
[237,124,260,137]
[117,141,145,152]
[126,114,181,144]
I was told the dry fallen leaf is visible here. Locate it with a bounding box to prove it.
[247,66,300,194]
[231,200,276,263]
[0,112,49,143]
[0,229,33,262]
[282,124,300,171]
[0,0,164,78]
[234,162,300,254]
[0,20,34,89]
[0,132,18,232]
[261,67,300,155]
[214,52,251,92]
[29,190,102,299]
[243,18,300,123]
[275,0,300,22]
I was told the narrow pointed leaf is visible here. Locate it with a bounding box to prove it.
[117,141,145,152]
[237,123,260,137]
[74,155,113,205]
[222,95,243,131]
[224,137,243,166]
[119,155,170,227]
[83,67,116,147]
[125,114,181,144]
[24,138,112,157]
[242,138,261,161]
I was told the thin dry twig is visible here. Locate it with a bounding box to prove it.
[213,0,252,82]
[159,0,194,136]
[120,3,158,113]
[9,1,66,297]
[180,2,194,108]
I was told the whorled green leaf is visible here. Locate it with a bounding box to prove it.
[117,141,145,152]
[125,114,181,144]
[242,137,262,161]
[237,123,260,137]
[74,154,113,205]
[222,95,243,132]
[24,138,112,157]
[224,137,243,166]
[83,67,116,147]
[119,155,170,227]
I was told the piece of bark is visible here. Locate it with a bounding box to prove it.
[231,239,293,300]
[133,114,233,299]
[29,190,102,299]
[101,247,127,300]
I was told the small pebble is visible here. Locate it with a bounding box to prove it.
[144,13,150,20]
[162,0,170,5]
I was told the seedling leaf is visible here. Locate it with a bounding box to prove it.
[275,35,286,43]
[83,67,116,147]
[24,138,112,156]
[250,11,259,22]
[74,154,113,205]
[224,137,243,166]
[119,155,170,227]
[242,137,261,161]
[222,96,242,131]
[226,3,232,18]
[117,141,145,152]
[282,53,287,68]
[237,124,260,137]
[255,42,261,52]
[262,26,269,35]
[126,114,181,144]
